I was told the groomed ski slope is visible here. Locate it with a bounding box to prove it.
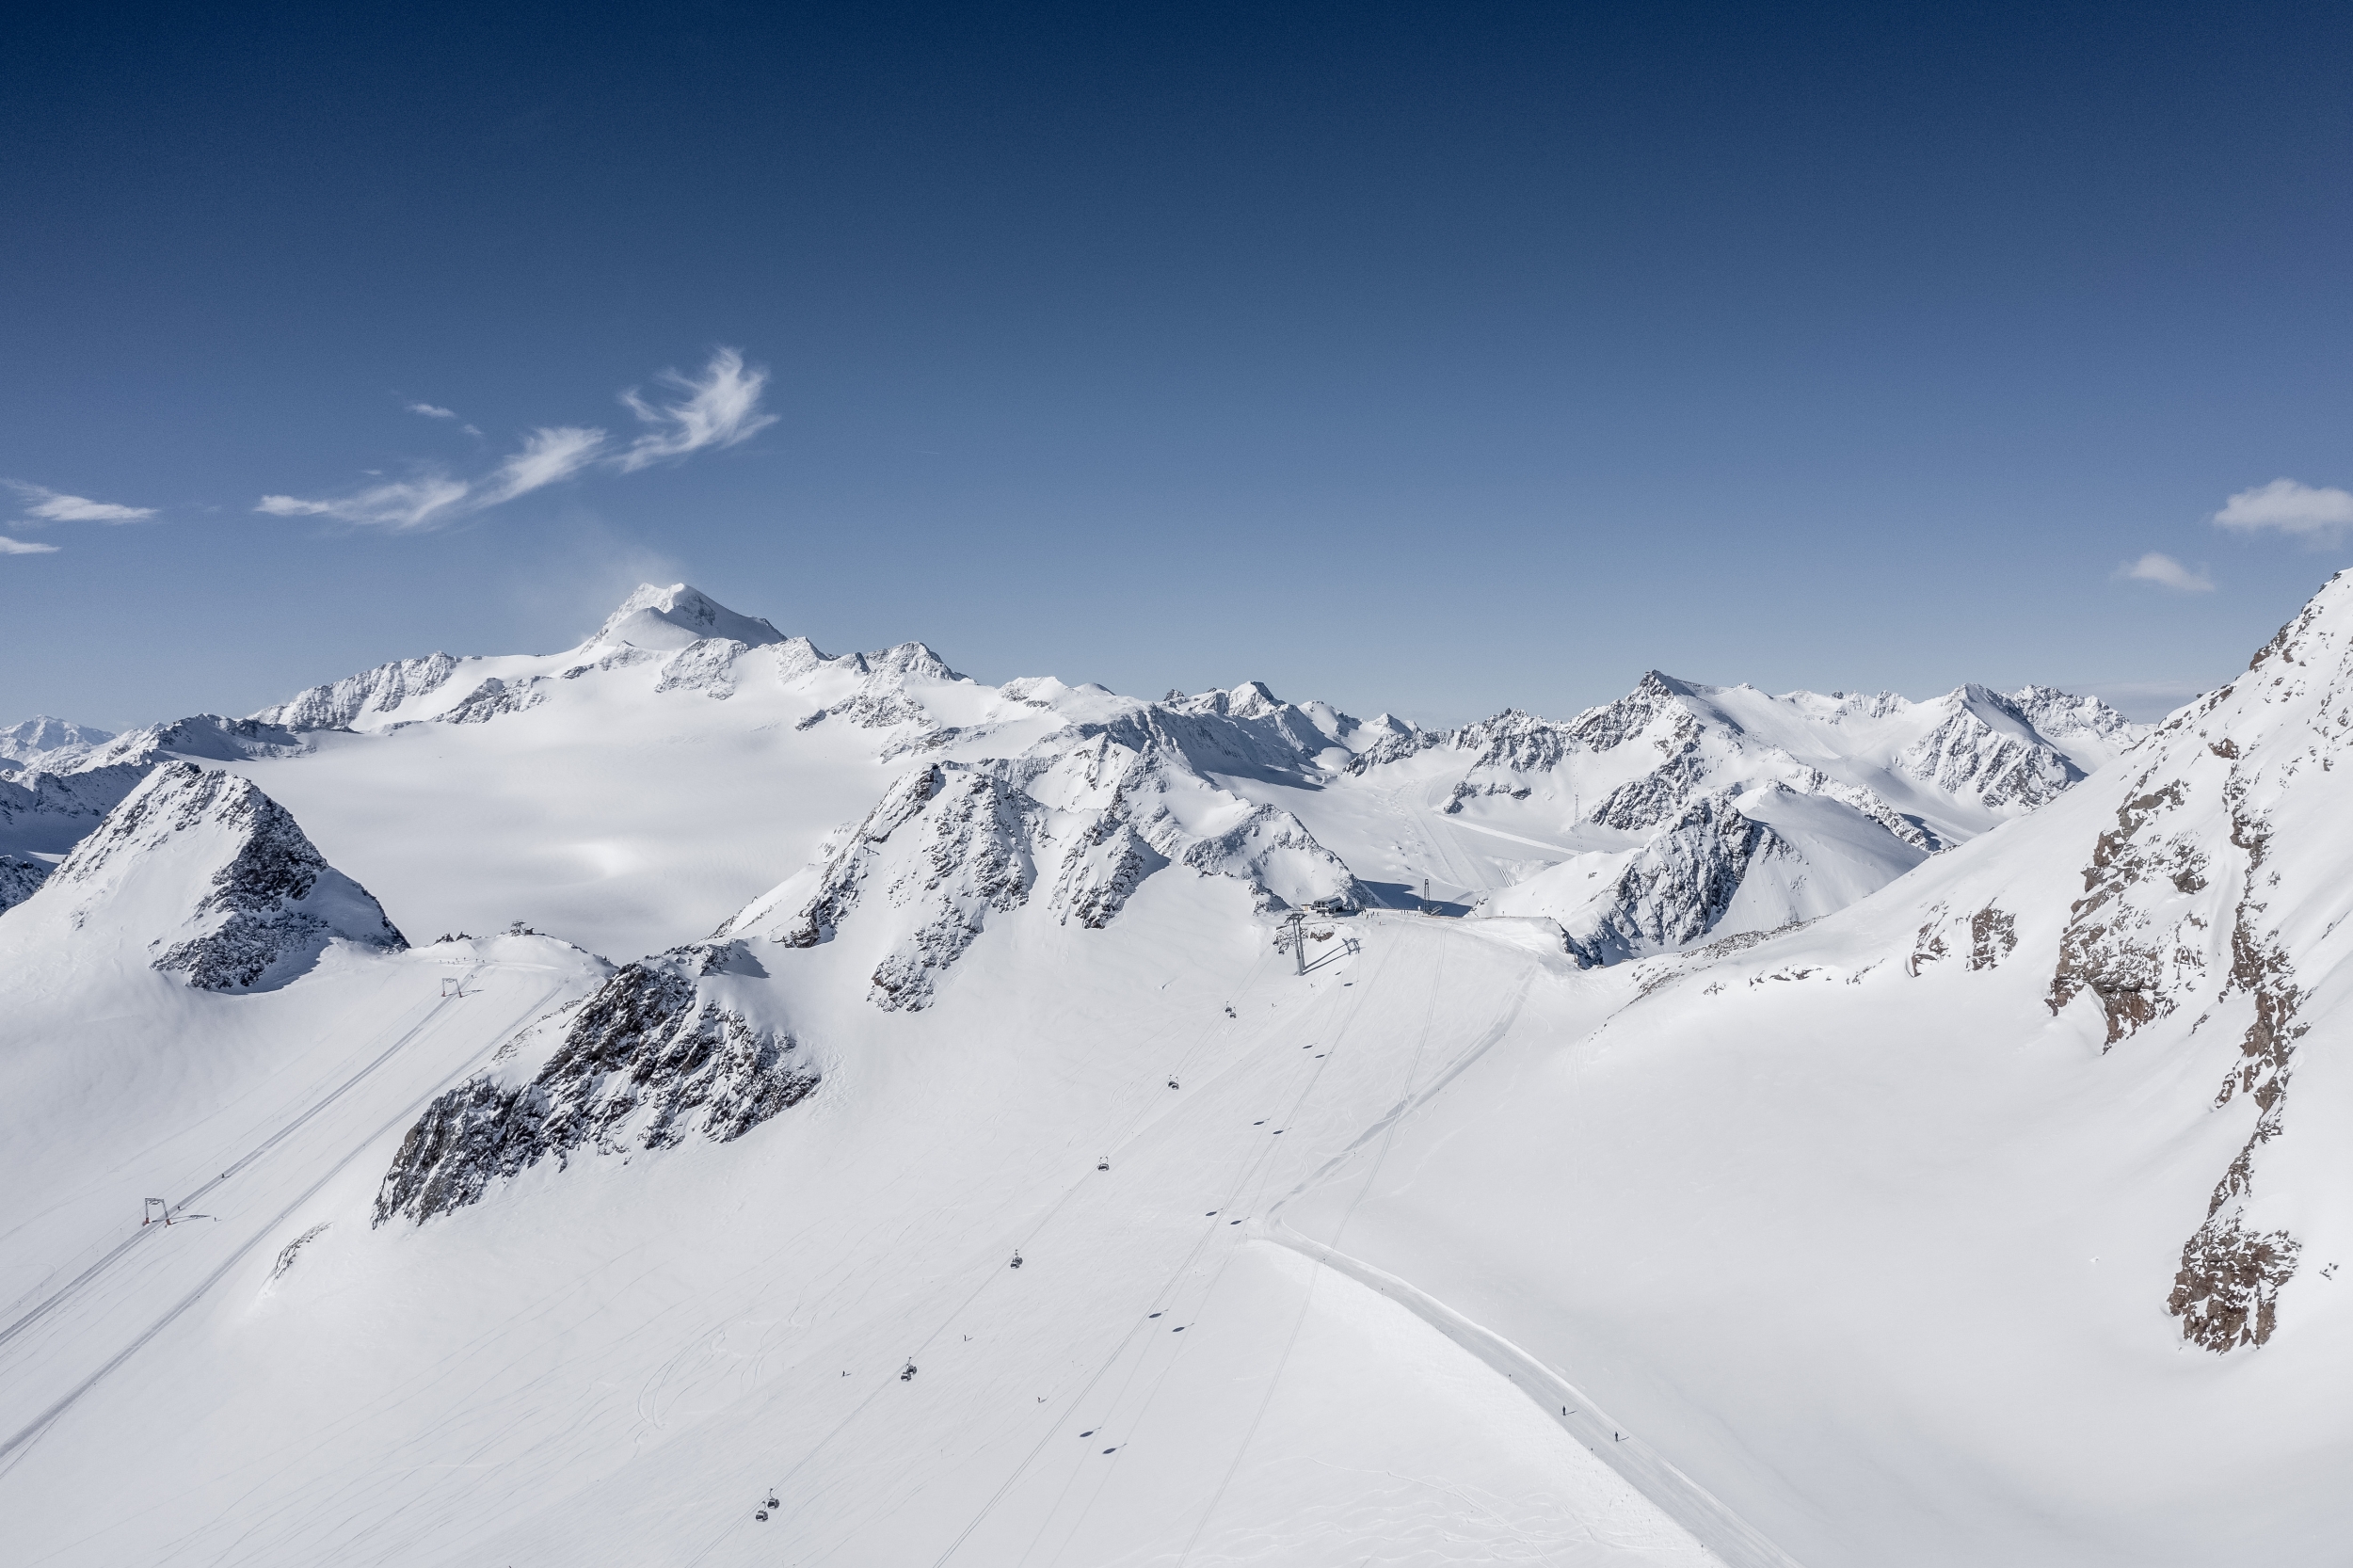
[3,877,1759,1566]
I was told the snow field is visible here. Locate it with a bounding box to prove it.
[2,880,1727,1566]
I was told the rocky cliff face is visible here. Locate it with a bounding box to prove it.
[252,652,460,730]
[2025,584,2353,1351]
[375,947,816,1224]
[733,759,1178,1011]
[0,853,49,914]
[1894,686,2084,809]
[1565,795,1795,967]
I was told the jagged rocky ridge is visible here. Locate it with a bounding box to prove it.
[724,749,1294,1012]
[35,761,406,989]
[375,945,816,1224]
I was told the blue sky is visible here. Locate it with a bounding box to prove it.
[5,1,2350,730]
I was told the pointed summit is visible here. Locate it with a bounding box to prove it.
[592,584,785,652]
[24,762,406,991]
[0,715,116,764]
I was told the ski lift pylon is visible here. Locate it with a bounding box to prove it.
[1096,1156,1110,1171]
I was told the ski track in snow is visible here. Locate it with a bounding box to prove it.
[21,579,2349,1566]
[0,970,572,1475]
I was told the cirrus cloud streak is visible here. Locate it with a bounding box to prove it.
[7,481,158,523]
[260,349,773,533]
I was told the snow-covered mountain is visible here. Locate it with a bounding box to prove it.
[0,584,2138,967]
[21,576,2309,1568]
[0,714,114,767]
[18,761,408,990]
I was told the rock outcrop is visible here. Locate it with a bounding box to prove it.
[374,948,817,1224]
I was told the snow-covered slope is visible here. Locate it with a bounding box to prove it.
[1272,571,2353,1565]
[5,574,2347,1568]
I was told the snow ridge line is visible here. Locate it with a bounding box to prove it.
[0,975,574,1472]
[1256,1224,1805,1568]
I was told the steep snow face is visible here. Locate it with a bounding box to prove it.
[591,581,787,652]
[19,761,406,990]
[77,713,308,766]
[0,715,115,767]
[0,760,152,856]
[1276,571,2353,1567]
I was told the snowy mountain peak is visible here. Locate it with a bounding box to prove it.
[592,583,786,652]
[24,761,405,990]
[0,715,115,766]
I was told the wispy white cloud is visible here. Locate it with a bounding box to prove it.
[263,349,773,532]
[2121,552,2215,593]
[2212,477,2353,540]
[7,480,157,522]
[616,347,776,472]
[0,535,61,555]
[476,426,606,507]
[258,475,472,532]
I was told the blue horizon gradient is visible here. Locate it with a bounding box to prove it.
[3,2,2349,730]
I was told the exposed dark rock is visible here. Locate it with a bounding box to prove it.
[50,762,406,990]
[1966,906,2017,970]
[0,852,50,914]
[2047,778,2205,1046]
[374,953,816,1224]
[1566,797,1790,968]
[440,677,547,725]
[255,652,458,729]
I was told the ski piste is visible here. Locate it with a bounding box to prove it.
[4,575,2346,1565]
